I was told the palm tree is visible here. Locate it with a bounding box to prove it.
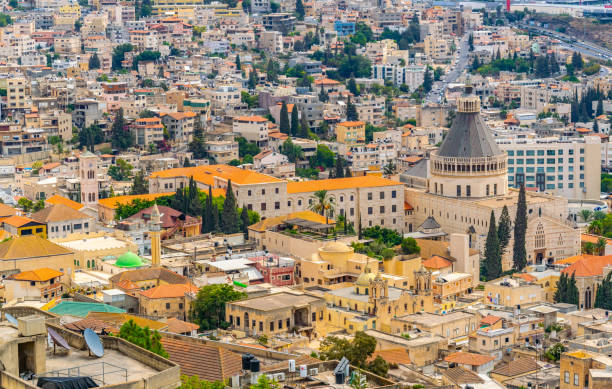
[593,211,607,221]
[309,189,335,224]
[583,242,595,255]
[579,209,593,223]
[596,237,608,255]
[587,220,603,235]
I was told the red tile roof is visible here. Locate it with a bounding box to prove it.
[561,255,612,277]
[445,352,495,366]
[422,255,453,269]
[160,337,242,381]
[480,315,502,326]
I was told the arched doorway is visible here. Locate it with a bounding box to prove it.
[244,312,249,330]
[585,287,592,309]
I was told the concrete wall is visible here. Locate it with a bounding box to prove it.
[0,371,38,389]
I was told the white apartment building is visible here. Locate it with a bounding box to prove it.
[372,64,425,89]
[520,82,575,112]
[497,135,601,200]
[346,141,398,171]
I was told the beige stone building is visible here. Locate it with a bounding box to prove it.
[405,86,580,269]
[138,283,198,320]
[560,350,612,389]
[226,291,326,337]
[484,277,544,307]
[391,311,478,344]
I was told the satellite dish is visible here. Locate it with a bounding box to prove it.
[84,328,104,357]
[48,327,71,351]
[5,313,18,326]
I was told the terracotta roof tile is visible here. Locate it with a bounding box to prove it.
[287,176,400,194]
[109,267,188,285]
[166,318,199,334]
[45,195,84,211]
[0,235,72,260]
[10,267,63,282]
[139,283,198,299]
[480,315,502,326]
[31,203,90,223]
[422,255,453,269]
[491,357,539,377]
[98,192,174,210]
[444,366,485,385]
[561,255,612,277]
[160,337,242,381]
[368,348,411,365]
[445,352,494,366]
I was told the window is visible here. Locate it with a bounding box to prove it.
[380,206,385,213]
[278,320,282,329]
[456,185,461,197]
[574,373,579,386]
[379,192,384,199]
[166,303,170,309]
[564,371,569,383]
[392,205,396,212]
[248,190,252,196]
[259,321,263,331]
[466,185,471,197]
[270,322,274,331]
[262,189,266,195]
[261,203,266,211]
[275,202,280,210]
[275,188,279,194]
[391,190,397,198]
[368,192,372,200]
[236,317,241,326]
[368,207,373,215]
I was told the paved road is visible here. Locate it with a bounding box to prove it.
[515,22,612,61]
[426,33,470,103]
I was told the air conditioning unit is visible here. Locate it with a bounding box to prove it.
[309,368,319,376]
[275,373,286,382]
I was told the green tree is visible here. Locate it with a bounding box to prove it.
[596,99,604,117]
[137,0,152,18]
[309,190,335,224]
[401,237,420,254]
[422,67,433,92]
[221,180,239,233]
[108,158,133,181]
[131,170,149,194]
[319,86,329,102]
[241,205,250,235]
[279,102,290,134]
[0,13,12,27]
[513,184,527,271]
[295,0,305,20]
[497,205,511,254]
[112,43,133,70]
[18,197,33,212]
[346,98,358,121]
[319,332,377,371]
[202,187,219,233]
[189,115,207,159]
[248,68,258,90]
[335,157,345,178]
[236,137,260,158]
[299,116,310,138]
[250,374,279,389]
[468,33,474,51]
[190,284,246,330]
[118,319,168,358]
[348,77,359,96]
[484,210,502,280]
[594,272,612,310]
[178,376,225,389]
[544,343,566,362]
[33,199,45,212]
[111,108,133,151]
[311,144,335,168]
[183,157,191,167]
[290,105,299,136]
[280,138,304,162]
[79,124,103,151]
[88,53,100,70]
[235,54,241,70]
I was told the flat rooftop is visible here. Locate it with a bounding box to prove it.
[328,286,404,303]
[230,292,321,311]
[56,236,128,251]
[44,347,158,386]
[395,311,474,326]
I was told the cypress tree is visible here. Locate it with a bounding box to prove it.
[594,272,612,310]
[235,54,241,70]
[221,180,239,233]
[241,205,250,235]
[348,77,358,96]
[183,157,191,167]
[345,166,352,177]
[298,116,310,138]
[188,176,202,216]
[484,210,502,280]
[594,120,599,133]
[553,273,567,303]
[346,97,358,121]
[319,86,329,103]
[291,106,299,136]
[497,205,511,254]
[358,217,362,239]
[248,68,258,90]
[568,272,579,305]
[596,99,604,117]
[203,186,216,233]
[335,157,344,178]
[513,184,527,271]
[295,0,304,20]
[279,102,290,134]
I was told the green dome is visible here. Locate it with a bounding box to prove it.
[115,251,144,268]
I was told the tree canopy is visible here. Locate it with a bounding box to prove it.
[190,284,247,330]
[118,319,168,358]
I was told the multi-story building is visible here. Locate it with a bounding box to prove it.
[346,142,397,171]
[520,81,574,112]
[204,86,241,111]
[6,77,30,111]
[392,311,479,343]
[261,13,296,34]
[497,135,601,200]
[132,117,164,147]
[161,112,196,144]
[205,140,239,164]
[336,121,366,145]
[424,35,450,61]
[372,64,426,89]
[233,116,269,147]
[53,35,81,54]
[355,96,385,126]
[484,277,544,307]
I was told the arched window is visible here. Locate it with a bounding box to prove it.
[535,222,545,249]
[87,260,90,268]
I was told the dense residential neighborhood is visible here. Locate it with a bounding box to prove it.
[0,0,611,388]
